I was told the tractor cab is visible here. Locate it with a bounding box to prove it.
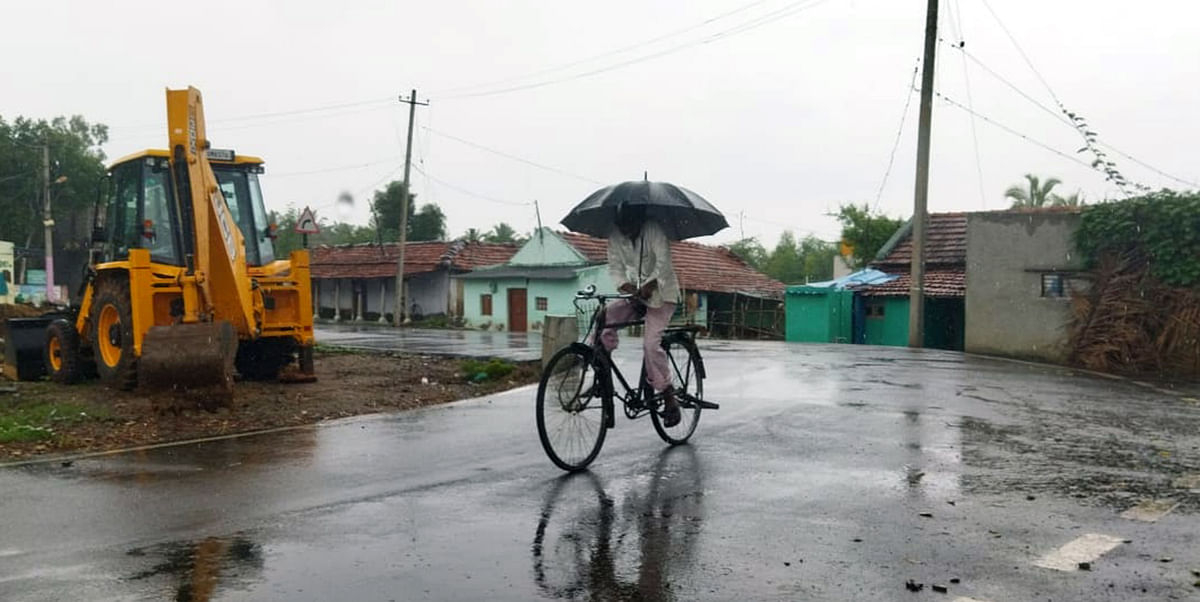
[100,148,276,269]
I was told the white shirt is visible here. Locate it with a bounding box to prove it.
[607,219,681,308]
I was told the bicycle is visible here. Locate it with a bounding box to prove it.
[536,284,719,472]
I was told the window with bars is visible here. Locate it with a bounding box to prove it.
[535,297,548,311]
[1041,274,1066,298]
[481,294,493,316]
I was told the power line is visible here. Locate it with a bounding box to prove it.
[948,43,1200,188]
[409,163,530,207]
[873,59,920,210]
[109,97,394,131]
[439,0,834,100]
[425,127,605,185]
[946,0,986,208]
[271,158,400,178]
[434,0,775,97]
[927,89,1096,172]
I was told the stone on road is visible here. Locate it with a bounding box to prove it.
[2,341,1199,601]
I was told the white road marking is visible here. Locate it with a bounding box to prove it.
[1120,498,1179,522]
[1034,533,1125,571]
[953,598,992,602]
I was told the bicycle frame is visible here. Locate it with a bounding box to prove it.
[574,290,710,426]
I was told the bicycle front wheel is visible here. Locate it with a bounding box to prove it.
[650,339,703,445]
[537,346,609,471]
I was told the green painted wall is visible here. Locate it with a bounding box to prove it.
[862,296,964,350]
[462,277,526,330]
[863,297,911,346]
[785,289,853,343]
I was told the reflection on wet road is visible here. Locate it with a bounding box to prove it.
[1,342,1198,600]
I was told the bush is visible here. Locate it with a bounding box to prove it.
[460,358,516,383]
[1075,190,1200,287]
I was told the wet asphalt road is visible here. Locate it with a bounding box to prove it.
[2,341,1200,601]
[314,323,541,362]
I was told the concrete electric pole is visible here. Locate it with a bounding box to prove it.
[394,89,428,326]
[42,143,56,305]
[908,0,938,348]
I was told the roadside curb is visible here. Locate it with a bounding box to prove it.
[963,352,1198,399]
[0,383,538,470]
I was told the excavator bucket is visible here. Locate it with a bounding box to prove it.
[138,321,238,410]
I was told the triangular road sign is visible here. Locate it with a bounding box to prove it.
[294,206,320,234]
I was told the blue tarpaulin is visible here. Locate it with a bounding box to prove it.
[788,269,897,293]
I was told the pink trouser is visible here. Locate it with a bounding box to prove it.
[595,300,677,393]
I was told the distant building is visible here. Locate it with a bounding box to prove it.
[310,241,519,322]
[456,228,785,337]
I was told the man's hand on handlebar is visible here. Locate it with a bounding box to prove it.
[637,279,658,300]
[618,282,637,295]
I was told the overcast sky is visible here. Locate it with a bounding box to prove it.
[3,0,1198,247]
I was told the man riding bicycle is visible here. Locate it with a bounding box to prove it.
[596,202,683,428]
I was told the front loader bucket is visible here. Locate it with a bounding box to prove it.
[3,317,53,381]
[139,321,238,410]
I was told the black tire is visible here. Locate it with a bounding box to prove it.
[45,319,84,384]
[650,338,703,445]
[90,277,137,390]
[537,346,609,472]
[235,339,296,380]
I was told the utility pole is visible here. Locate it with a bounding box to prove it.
[908,0,938,348]
[394,89,428,326]
[42,143,56,305]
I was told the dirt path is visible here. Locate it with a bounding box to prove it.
[0,350,539,461]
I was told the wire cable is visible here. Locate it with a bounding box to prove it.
[434,0,775,97]
[425,127,604,185]
[439,0,834,100]
[409,163,530,207]
[873,59,921,211]
[947,0,987,207]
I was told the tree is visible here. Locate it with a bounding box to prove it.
[835,204,905,269]
[763,232,804,284]
[408,203,447,241]
[1005,174,1062,208]
[460,228,484,243]
[484,222,521,243]
[369,180,417,242]
[726,238,767,270]
[0,115,109,255]
[1050,190,1086,207]
[270,207,377,256]
[798,235,836,282]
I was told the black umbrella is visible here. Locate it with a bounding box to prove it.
[561,180,729,240]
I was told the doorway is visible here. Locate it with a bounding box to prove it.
[507,288,528,332]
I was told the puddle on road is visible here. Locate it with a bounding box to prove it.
[127,534,264,601]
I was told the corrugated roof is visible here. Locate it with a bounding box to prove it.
[311,241,519,279]
[556,231,784,297]
[874,213,967,267]
[858,268,965,298]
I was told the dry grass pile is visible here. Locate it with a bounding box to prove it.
[1070,250,1200,378]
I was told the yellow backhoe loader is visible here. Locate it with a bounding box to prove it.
[34,86,315,403]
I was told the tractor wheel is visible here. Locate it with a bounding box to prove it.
[45,319,85,384]
[90,277,138,390]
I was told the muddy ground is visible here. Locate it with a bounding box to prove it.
[0,350,539,461]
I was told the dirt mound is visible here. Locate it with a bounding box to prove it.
[0,303,47,338]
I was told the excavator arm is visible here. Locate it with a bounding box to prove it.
[165,87,261,332]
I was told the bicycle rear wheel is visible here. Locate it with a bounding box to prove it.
[650,339,703,445]
[537,346,609,471]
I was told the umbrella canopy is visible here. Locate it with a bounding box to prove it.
[561,180,729,240]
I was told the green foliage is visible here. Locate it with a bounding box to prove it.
[759,231,835,284]
[409,204,447,241]
[461,358,516,382]
[1074,190,1200,287]
[0,400,101,443]
[1004,174,1062,208]
[484,222,523,244]
[835,204,905,269]
[270,207,376,255]
[726,238,767,270]
[460,227,484,243]
[0,114,109,250]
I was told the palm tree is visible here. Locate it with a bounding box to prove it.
[1004,174,1062,208]
[1050,190,1085,207]
[460,227,483,242]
